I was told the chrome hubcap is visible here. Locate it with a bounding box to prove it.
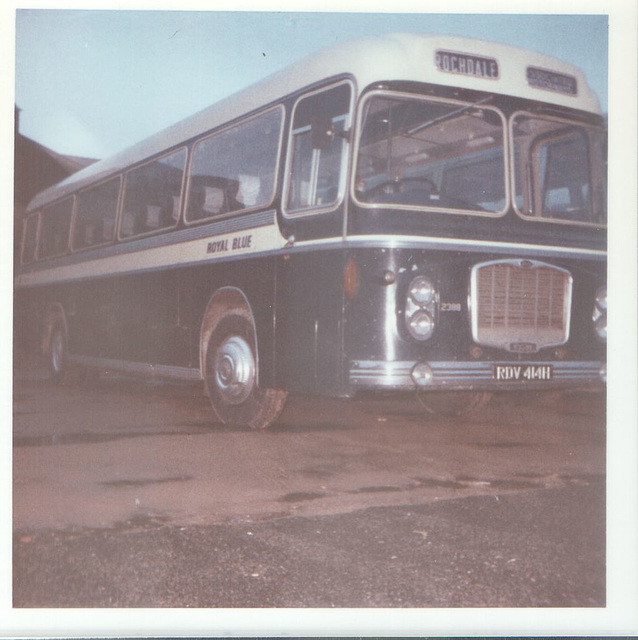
[214,336,255,404]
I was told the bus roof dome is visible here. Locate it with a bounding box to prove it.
[27,32,601,212]
[301,32,599,111]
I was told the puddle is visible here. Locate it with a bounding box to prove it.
[101,475,193,488]
[111,514,171,531]
[484,479,541,490]
[351,485,402,494]
[298,467,336,479]
[515,471,551,478]
[13,428,209,448]
[470,442,530,448]
[279,491,328,503]
[413,476,542,491]
[561,473,605,485]
[456,476,540,490]
[270,422,349,433]
[412,477,464,489]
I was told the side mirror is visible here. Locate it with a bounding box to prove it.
[311,113,335,150]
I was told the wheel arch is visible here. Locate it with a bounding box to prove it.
[198,287,259,382]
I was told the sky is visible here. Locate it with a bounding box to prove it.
[13,10,609,160]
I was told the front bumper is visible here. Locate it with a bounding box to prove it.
[349,360,606,391]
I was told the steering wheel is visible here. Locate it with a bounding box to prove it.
[367,177,438,200]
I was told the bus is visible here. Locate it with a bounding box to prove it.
[15,33,607,429]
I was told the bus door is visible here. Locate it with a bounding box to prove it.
[275,81,353,395]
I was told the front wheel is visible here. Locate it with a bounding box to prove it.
[205,311,287,429]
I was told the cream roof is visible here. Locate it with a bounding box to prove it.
[28,32,601,212]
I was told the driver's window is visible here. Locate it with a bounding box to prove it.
[285,82,352,214]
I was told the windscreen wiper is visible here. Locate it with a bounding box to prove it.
[407,95,493,137]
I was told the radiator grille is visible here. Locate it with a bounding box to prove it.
[471,260,572,352]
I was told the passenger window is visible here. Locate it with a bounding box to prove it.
[38,198,73,259]
[186,107,283,223]
[73,177,121,250]
[285,83,352,214]
[120,148,186,238]
[21,214,39,264]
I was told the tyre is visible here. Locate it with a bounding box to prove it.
[48,319,68,383]
[47,315,98,386]
[417,391,492,418]
[205,310,287,429]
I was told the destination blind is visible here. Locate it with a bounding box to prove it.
[527,66,578,95]
[435,50,499,80]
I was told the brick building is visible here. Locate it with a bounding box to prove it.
[14,106,96,263]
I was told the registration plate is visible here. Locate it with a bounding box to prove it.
[493,364,553,382]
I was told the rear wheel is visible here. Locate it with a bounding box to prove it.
[205,310,287,429]
[417,391,492,418]
[47,314,99,386]
[48,320,68,383]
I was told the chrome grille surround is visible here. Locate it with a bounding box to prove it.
[470,259,573,353]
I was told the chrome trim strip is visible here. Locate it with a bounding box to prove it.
[349,359,604,390]
[18,220,604,282]
[292,235,606,260]
[68,354,201,382]
[17,223,605,290]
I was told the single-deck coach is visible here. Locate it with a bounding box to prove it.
[15,33,607,428]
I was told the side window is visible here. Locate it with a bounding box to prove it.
[73,177,121,250]
[21,214,39,264]
[185,107,283,223]
[120,148,186,239]
[285,82,352,214]
[38,198,73,260]
[537,132,591,219]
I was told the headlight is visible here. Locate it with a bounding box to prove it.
[408,310,435,340]
[405,276,438,341]
[593,285,607,340]
[409,276,436,305]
